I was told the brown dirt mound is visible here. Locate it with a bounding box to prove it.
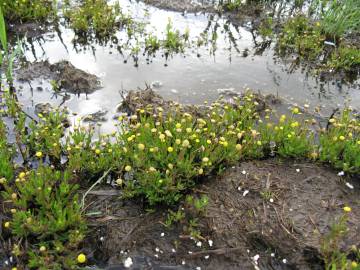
[16,60,101,94]
[81,159,359,269]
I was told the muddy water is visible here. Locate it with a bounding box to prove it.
[14,0,360,134]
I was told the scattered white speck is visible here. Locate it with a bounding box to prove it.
[237,186,242,191]
[100,236,105,241]
[282,259,287,264]
[171,248,176,253]
[269,198,274,203]
[242,170,247,175]
[296,168,300,172]
[243,190,249,197]
[160,232,165,237]
[208,240,213,247]
[188,251,193,254]
[247,249,250,253]
[155,247,160,253]
[271,253,275,257]
[253,254,260,263]
[196,241,202,247]
[204,255,210,259]
[196,267,201,270]
[346,182,354,189]
[289,208,293,212]
[181,260,186,265]
[232,166,236,169]
[154,254,159,258]
[124,257,133,268]
[338,171,345,176]
[120,250,124,254]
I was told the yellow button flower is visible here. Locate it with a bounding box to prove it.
[343,206,352,212]
[125,165,132,172]
[77,253,86,264]
[138,144,145,151]
[167,147,174,153]
[339,136,345,141]
[35,151,43,158]
[4,221,10,228]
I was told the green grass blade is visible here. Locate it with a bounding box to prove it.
[0,7,7,51]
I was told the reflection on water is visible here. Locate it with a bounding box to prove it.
[13,0,360,134]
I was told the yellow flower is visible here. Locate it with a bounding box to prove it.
[236,144,242,151]
[10,208,16,214]
[125,165,132,172]
[176,123,182,129]
[35,151,43,158]
[12,267,17,270]
[116,178,123,185]
[149,148,154,152]
[138,144,145,151]
[291,121,299,128]
[257,141,262,146]
[168,163,174,169]
[206,139,212,144]
[198,168,204,175]
[202,157,209,163]
[11,193,17,200]
[77,253,86,264]
[4,221,10,228]
[182,140,190,147]
[39,246,46,252]
[339,136,345,141]
[292,107,299,114]
[343,206,352,212]
[159,134,165,140]
[151,128,157,133]
[167,147,174,153]
[95,149,101,155]
[175,139,181,145]
[186,128,192,133]
[0,177,6,184]
[310,152,318,159]
[19,172,26,179]
[351,261,358,268]
[223,141,228,147]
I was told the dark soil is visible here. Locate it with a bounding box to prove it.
[81,159,359,269]
[16,60,101,94]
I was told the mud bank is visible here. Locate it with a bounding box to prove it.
[16,60,101,95]
[81,159,359,269]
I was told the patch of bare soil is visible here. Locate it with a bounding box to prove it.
[81,159,359,269]
[16,60,101,94]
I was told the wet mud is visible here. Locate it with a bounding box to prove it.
[16,60,102,94]
[81,159,359,269]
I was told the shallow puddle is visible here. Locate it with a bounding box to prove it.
[13,0,360,134]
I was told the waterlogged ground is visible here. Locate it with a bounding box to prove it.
[4,2,360,269]
[12,0,360,134]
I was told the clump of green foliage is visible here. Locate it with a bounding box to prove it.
[63,0,121,38]
[277,14,360,73]
[1,167,86,269]
[321,207,360,270]
[277,15,325,61]
[1,0,56,22]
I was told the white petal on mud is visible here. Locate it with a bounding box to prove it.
[345,182,354,189]
[237,186,242,191]
[269,198,274,203]
[271,253,275,257]
[171,248,176,253]
[208,240,213,247]
[124,257,133,268]
[282,259,287,264]
[253,254,260,262]
[296,168,300,172]
[196,241,202,247]
[181,260,186,265]
[204,255,210,259]
[241,170,247,175]
[338,171,345,176]
[170,89,178,94]
[160,232,165,237]
[243,190,249,197]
